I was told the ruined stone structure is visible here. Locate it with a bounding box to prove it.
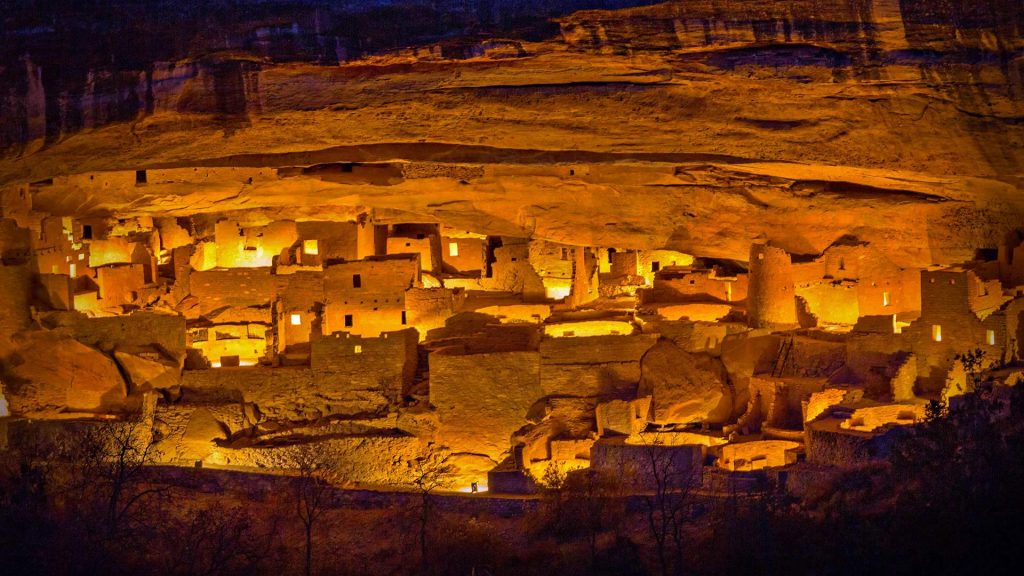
[0,0,1022,500]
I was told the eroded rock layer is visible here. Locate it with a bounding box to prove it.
[1,0,1022,265]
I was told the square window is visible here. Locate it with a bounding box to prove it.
[290,313,301,326]
[78,253,84,260]
[354,345,362,354]
[449,242,459,257]
[303,239,319,255]
[652,261,660,272]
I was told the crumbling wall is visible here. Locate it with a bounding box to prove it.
[405,287,458,335]
[190,268,276,315]
[0,264,32,342]
[43,311,187,361]
[296,221,359,262]
[276,270,324,347]
[95,264,146,308]
[312,329,417,398]
[181,367,387,423]
[440,235,486,274]
[643,269,747,304]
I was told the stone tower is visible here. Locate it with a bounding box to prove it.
[747,242,797,328]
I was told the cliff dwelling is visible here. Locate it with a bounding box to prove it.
[1,1,1023,575]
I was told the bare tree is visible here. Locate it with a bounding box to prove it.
[634,431,701,576]
[58,417,165,540]
[158,503,283,576]
[288,444,339,576]
[410,452,456,575]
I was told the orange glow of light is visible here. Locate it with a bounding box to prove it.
[544,320,634,338]
[303,239,319,255]
[545,285,571,301]
[88,238,135,267]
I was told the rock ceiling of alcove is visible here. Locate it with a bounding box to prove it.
[1,0,1022,266]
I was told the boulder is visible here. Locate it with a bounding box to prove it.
[114,346,181,393]
[5,333,126,413]
[595,397,650,437]
[639,339,732,426]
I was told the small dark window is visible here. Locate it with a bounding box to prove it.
[353,274,362,288]
[344,314,353,327]
[341,164,353,173]
[652,261,660,272]
[417,234,424,240]
[607,248,616,263]
[135,170,147,184]
[401,311,407,325]
[560,248,568,260]
[569,169,575,176]
[82,225,93,240]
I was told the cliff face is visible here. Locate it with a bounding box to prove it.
[1,0,1022,264]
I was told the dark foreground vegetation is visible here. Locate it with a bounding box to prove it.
[2,382,1023,576]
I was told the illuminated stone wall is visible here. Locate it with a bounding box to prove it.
[41,310,186,362]
[189,268,276,315]
[180,366,388,423]
[590,438,702,490]
[748,243,797,328]
[404,287,459,336]
[323,257,418,336]
[484,242,546,298]
[903,268,1006,392]
[94,264,146,309]
[275,270,324,349]
[539,333,658,397]
[295,221,359,262]
[430,349,543,460]
[642,268,748,304]
[311,329,418,399]
[440,235,486,274]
